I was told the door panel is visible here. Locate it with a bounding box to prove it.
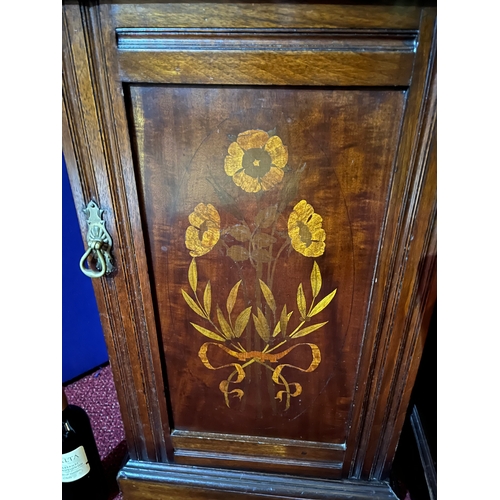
[127,85,405,446]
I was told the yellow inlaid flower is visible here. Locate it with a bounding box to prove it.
[185,203,220,257]
[224,129,288,193]
[287,200,326,257]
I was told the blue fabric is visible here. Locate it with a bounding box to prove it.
[62,154,108,382]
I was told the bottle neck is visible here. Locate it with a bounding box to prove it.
[63,419,75,439]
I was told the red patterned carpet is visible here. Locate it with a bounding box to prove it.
[64,364,126,500]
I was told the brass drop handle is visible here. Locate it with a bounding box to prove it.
[79,241,107,278]
[79,201,115,278]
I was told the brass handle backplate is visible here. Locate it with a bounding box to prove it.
[79,201,115,278]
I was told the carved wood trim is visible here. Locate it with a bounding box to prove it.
[116,28,417,53]
[118,460,399,499]
[172,429,346,451]
[171,430,345,470]
[110,4,420,86]
[376,128,437,480]
[343,7,436,480]
[174,450,343,478]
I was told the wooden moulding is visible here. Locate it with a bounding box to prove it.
[174,451,343,479]
[117,461,399,500]
[110,2,420,85]
[116,28,418,52]
[116,28,416,86]
[342,7,436,480]
[171,430,345,478]
[172,430,346,460]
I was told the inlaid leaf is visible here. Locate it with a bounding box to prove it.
[259,279,276,313]
[182,289,206,318]
[252,248,273,263]
[291,321,328,339]
[272,321,281,337]
[253,233,277,248]
[203,281,212,316]
[190,322,225,342]
[280,305,291,337]
[273,306,294,337]
[227,245,250,262]
[255,206,277,229]
[309,289,337,317]
[253,307,270,342]
[217,305,234,339]
[188,258,198,293]
[234,306,252,337]
[310,261,322,298]
[226,280,242,316]
[228,225,251,242]
[297,283,307,320]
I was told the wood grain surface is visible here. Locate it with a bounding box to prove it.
[128,86,405,445]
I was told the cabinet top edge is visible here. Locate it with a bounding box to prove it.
[63,1,435,31]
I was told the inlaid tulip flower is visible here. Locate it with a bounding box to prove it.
[185,203,221,257]
[224,129,288,193]
[287,200,326,257]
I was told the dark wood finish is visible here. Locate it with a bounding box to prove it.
[118,461,398,499]
[62,2,436,498]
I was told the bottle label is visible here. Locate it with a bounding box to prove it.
[62,446,91,482]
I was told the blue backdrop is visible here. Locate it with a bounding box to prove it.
[63,154,108,382]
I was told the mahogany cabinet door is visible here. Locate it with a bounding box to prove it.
[62,1,436,497]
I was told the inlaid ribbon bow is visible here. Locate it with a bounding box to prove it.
[198,342,321,410]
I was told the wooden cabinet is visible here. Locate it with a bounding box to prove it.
[62,2,436,498]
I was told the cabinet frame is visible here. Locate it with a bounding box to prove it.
[62,2,436,497]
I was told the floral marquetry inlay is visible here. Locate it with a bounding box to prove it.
[224,129,288,193]
[185,203,221,257]
[181,128,338,411]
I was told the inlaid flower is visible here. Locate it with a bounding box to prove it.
[224,129,288,193]
[287,200,326,257]
[185,203,221,257]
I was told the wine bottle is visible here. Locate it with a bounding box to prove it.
[62,388,108,500]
